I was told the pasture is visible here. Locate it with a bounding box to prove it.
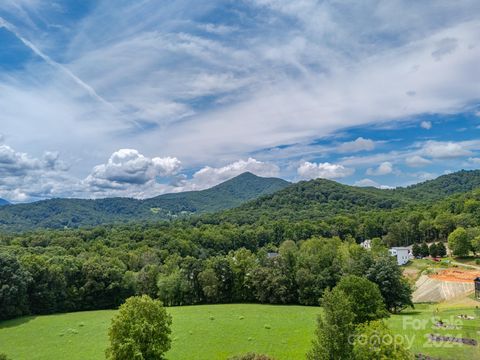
[0,303,479,359]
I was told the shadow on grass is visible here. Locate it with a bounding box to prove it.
[0,316,36,329]
[394,310,422,316]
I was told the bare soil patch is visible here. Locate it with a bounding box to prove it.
[429,269,480,283]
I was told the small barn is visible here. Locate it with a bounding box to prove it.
[475,277,480,300]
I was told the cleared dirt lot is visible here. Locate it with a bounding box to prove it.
[413,268,478,303]
[429,268,480,282]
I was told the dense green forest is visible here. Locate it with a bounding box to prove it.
[2,170,480,321]
[0,227,411,321]
[0,172,288,231]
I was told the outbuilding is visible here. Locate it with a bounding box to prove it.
[475,277,480,300]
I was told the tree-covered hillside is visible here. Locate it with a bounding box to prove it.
[216,178,408,224]
[216,169,480,224]
[392,169,480,201]
[2,169,480,233]
[0,199,9,206]
[0,172,289,231]
[143,172,290,213]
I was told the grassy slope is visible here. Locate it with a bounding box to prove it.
[1,304,479,360]
[0,304,318,360]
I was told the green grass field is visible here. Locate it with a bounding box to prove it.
[0,304,479,360]
[0,304,319,360]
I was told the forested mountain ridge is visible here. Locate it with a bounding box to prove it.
[392,169,480,201]
[1,169,480,232]
[0,198,9,206]
[0,172,289,231]
[215,177,408,224]
[143,171,290,213]
[214,169,480,224]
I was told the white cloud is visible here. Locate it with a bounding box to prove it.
[366,161,394,176]
[0,144,75,202]
[354,178,380,187]
[466,157,480,165]
[354,178,392,189]
[337,137,375,153]
[85,149,181,190]
[405,155,432,167]
[198,23,238,35]
[420,120,432,129]
[409,171,437,181]
[297,161,354,180]
[420,140,472,159]
[0,1,480,198]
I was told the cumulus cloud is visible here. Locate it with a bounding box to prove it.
[409,171,437,181]
[366,161,394,176]
[465,157,480,165]
[337,137,375,153]
[297,161,354,180]
[420,121,432,129]
[0,144,74,202]
[420,140,472,159]
[186,157,280,190]
[0,145,39,176]
[405,155,432,168]
[85,149,181,190]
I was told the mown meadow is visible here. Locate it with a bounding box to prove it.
[1,303,478,360]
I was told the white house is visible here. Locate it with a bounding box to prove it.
[389,247,411,266]
[360,239,372,250]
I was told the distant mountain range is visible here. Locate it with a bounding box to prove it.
[216,170,480,223]
[0,172,289,231]
[0,198,9,206]
[2,169,480,232]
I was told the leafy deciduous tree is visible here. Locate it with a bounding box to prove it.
[307,288,355,360]
[353,320,413,360]
[367,256,413,313]
[335,275,387,324]
[448,227,471,257]
[106,295,172,360]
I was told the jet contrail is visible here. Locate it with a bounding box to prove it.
[0,17,116,111]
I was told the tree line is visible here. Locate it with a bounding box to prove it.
[0,231,412,320]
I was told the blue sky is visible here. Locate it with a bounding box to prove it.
[0,1,480,201]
